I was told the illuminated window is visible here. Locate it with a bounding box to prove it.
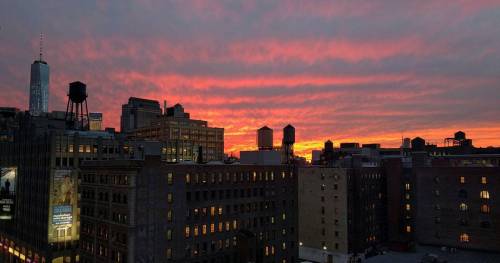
[406,226,411,233]
[459,233,470,242]
[202,224,207,235]
[405,193,410,200]
[210,223,215,233]
[218,222,223,232]
[282,213,286,221]
[193,225,199,236]
[167,229,172,240]
[218,207,223,215]
[210,206,215,217]
[480,191,490,199]
[79,145,84,153]
[405,204,411,211]
[481,204,490,214]
[282,242,286,250]
[167,193,173,203]
[184,226,190,238]
[265,246,269,256]
[166,248,172,259]
[405,183,411,191]
[281,171,286,179]
[233,220,237,230]
[253,172,257,182]
[167,173,173,185]
[460,176,465,184]
[185,173,190,184]
[459,203,468,211]
[225,221,230,231]
[167,210,173,222]
[481,177,487,184]
[69,145,74,153]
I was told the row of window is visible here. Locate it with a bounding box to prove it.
[181,171,293,185]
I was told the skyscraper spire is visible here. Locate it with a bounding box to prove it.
[39,32,43,61]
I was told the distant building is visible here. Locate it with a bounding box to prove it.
[89,112,103,131]
[29,58,49,116]
[79,157,299,263]
[127,102,224,162]
[120,97,161,133]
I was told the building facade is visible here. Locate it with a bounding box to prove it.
[415,165,500,251]
[298,167,349,263]
[79,159,298,263]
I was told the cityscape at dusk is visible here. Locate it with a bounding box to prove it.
[0,1,499,263]
[1,1,500,159]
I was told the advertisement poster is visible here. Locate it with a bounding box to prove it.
[48,169,79,243]
[0,167,16,220]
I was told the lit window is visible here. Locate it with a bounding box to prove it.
[210,206,215,217]
[405,193,410,200]
[225,221,230,231]
[282,242,286,250]
[167,173,173,185]
[460,176,465,184]
[185,173,190,184]
[281,171,286,179]
[167,193,173,203]
[459,203,468,211]
[406,226,411,233]
[166,248,172,259]
[218,222,223,232]
[167,229,172,240]
[193,225,199,236]
[233,220,237,229]
[405,183,411,191]
[282,213,286,221]
[218,207,223,215]
[459,233,470,242]
[167,210,173,222]
[481,177,487,184]
[210,223,215,233]
[481,204,490,214]
[480,191,490,199]
[405,204,411,211]
[185,226,190,238]
[202,224,207,235]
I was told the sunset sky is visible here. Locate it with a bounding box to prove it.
[1,1,500,159]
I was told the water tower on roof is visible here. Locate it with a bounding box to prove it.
[282,124,295,164]
[257,126,273,150]
[65,81,89,130]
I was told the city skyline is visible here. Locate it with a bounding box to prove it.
[1,1,500,159]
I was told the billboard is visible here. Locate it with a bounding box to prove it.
[48,169,79,243]
[0,167,16,220]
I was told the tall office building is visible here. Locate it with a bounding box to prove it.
[29,59,50,116]
[29,35,50,116]
[120,97,161,133]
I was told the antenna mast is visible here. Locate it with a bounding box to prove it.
[39,33,43,61]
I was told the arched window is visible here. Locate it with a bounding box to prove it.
[459,233,470,243]
[480,204,490,214]
[480,191,490,199]
[459,203,468,211]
